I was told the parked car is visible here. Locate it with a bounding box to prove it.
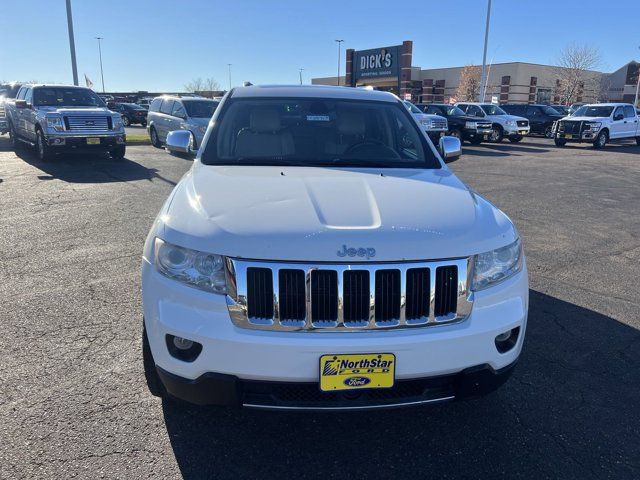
[456,102,530,143]
[0,82,21,135]
[5,84,125,160]
[501,104,563,138]
[141,85,528,410]
[550,105,570,116]
[147,96,219,152]
[553,103,640,148]
[403,101,448,143]
[111,102,148,126]
[417,103,492,144]
[136,97,154,110]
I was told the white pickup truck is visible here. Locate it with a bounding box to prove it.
[142,85,528,411]
[553,103,640,148]
[456,102,530,143]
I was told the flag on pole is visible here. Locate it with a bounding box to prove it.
[84,74,93,89]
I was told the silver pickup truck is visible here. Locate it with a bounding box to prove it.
[6,84,126,161]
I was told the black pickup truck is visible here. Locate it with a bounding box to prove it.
[416,103,493,144]
[501,104,563,138]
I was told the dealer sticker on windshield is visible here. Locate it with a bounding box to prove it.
[319,353,395,392]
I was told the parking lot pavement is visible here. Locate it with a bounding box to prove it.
[0,136,639,479]
[125,124,147,137]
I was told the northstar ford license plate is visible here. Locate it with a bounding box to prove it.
[86,137,101,145]
[319,353,395,392]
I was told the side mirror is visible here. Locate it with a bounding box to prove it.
[165,130,196,156]
[439,136,462,161]
[613,113,624,121]
[15,99,27,109]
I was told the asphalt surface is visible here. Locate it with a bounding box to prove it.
[1,137,639,479]
[125,125,148,137]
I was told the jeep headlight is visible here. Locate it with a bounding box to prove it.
[585,122,601,131]
[506,120,516,127]
[465,121,476,129]
[154,238,227,294]
[46,116,64,131]
[471,238,523,291]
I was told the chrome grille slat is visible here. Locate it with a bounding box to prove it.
[226,258,473,332]
[65,115,110,131]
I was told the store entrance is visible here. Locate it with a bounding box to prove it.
[355,76,399,96]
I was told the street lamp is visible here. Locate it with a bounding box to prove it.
[479,0,492,102]
[95,36,105,93]
[227,64,232,91]
[65,0,78,85]
[299,68,304,85]
[335,39,344,86]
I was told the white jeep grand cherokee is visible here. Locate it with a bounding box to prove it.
[142,85,528,411]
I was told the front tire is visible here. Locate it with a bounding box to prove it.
[122,115,130,127]
[544,126,554,138]
[554,138,567,147]
[489,125,503,143]
[593,131,607,149]
[150,126,162,148]
[143,324,165,398]
[636,136,640,146]
[36,128,53,161]
[509,136,523,143]
[8,122,21,150]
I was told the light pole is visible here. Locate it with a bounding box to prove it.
[634,49,640,107]
[479,0,492,102]
[65,0,79,85]
[335,39,344,86]
[227,64,232,91]
[95,37,105,93]
[299,68,304,85]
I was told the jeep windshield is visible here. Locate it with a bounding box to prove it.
[201,98,440,169]
[572,106,614,117]
[33,87,106,107]
[184,100,219,118]
[481,105,507,115]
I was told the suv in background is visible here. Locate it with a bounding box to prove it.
[147,96,219,152]
[403,101,448,143]
[0,82,21,135]
[501,104,563,138]
[553,103,639,148]
[418,103,492,144]
[111,102,148,126]
[5,84,125,161]
[551,105,570,116]
[456,103,530,143]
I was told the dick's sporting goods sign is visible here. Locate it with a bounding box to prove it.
[354,45,401,80]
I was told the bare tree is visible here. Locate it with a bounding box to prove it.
[184,77,221,93]
[554,43,602,104]
[455,65,482,102]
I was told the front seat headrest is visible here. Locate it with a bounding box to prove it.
[250,109,281,132]
[337,111,366,136]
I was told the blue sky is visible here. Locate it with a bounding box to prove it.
[0,0,637,92]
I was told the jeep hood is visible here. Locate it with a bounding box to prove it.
[160,164,517,262]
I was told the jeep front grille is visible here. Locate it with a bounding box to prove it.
[64,115,110,131]
[225,258,473,331]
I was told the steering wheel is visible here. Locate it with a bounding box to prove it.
[343,140,400,159]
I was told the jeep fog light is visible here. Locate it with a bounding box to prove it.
[166,334,203,362]
[495,327,520,353]
[173,336,193,350]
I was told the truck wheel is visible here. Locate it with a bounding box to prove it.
[544,126,554,138]
[150,126,162,148]
[509,136,523,143]
[8,122,21,150]
[636,136,640,146]
[111,145,126,160]
[489,125,503,143]
[36,128,53,162]
[554,138,567,147]
[142,323,166,398]
[122,115,130,127]
[593,131,607,149]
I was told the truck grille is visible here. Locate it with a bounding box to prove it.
[64,115,110,131]
[226,258,472,331]
[557,120,582,134]
[431,119,448,130]
[475,122,492,131]
[516,120,528,128]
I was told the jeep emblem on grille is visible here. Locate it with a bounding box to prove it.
[337,245,376,259]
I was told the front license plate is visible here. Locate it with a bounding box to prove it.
[86,137,100,145]
[319,353,395,392]
[519,130,528,135]
[564,134,573,139]
[483,134,488,140]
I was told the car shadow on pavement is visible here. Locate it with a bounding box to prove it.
[161,290,640,479]
[14,146,176,185]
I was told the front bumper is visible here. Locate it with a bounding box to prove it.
[555,131,599,142]
[504,125,530,137]
[157,359,518,409]
[142,256,528,406]
[45,133,126,150]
